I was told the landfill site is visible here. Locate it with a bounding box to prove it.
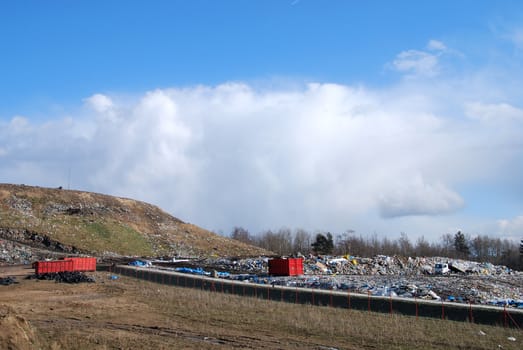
[1,185,522,349]
[138,254,523,309]
[2,255,523,349]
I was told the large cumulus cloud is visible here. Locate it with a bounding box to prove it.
[1,57,523,240]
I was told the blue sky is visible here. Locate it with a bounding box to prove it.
[1,1,516,113]
[1,1,523,242]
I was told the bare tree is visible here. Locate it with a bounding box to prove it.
[398,232,413,257]
[415,236,431,256]
[440,233,454,257]
[230,226,252,245]
[292,228,311,255]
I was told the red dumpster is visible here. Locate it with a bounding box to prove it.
[268,258,303,276]
[33,259,74,274]
[70,257,97,272]
[32,257,97,274]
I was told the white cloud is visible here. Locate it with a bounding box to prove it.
[1,74,522,239]
[83,93,114,113]
[9,116,30,132]
[379,176,464,218]
[392,49,439,77]
[465,101,523,122]
[497,215,523,241]
[427,39,447,51]
[390,39,463,78]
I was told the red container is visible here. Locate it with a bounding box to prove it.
[70,257,97,272]
[33,257,96,274]
[268,258,303,276]
[33,259,74,274]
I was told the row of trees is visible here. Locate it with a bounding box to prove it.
[230,227,522,270]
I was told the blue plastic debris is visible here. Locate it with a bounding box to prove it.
[216,271,230,278]
[175,267,211,276]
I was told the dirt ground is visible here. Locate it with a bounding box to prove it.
[0,265,349,350]
[1,265,522,350]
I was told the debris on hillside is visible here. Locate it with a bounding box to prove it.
[0,239,34,264]
[0,183,273,258]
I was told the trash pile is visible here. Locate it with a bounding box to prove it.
[159,254,523,309]
[0,276,18,286]
[198,257,268,274]
[0,240,34,264]
[305,255,516,277]
[33,271,95,283]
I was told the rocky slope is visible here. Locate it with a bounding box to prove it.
[0,184,270,263]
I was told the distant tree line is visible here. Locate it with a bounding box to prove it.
[229,227,522,270]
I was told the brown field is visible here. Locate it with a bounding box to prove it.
[0,266,521,350]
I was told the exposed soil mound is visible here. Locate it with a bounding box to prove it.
[0,183,271,261]
[0,305,40,350]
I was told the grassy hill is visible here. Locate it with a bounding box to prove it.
[0,183,270,259]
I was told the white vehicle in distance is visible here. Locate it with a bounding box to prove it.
[434,262,449,275]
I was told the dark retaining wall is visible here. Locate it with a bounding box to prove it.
[106,265,523,328]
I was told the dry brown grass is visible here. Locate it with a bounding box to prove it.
[1,270,521,349]
[116,276,522,349]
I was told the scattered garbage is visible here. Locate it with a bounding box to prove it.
[175,267,211,276]
[128,260,152,267]
[109,275,119,280]
[0,276,18,285]
[125,253,522,309]
[0,239,35,264]
[507,336,516,342]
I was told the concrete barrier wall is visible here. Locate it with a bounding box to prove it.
[108,265,523,328]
